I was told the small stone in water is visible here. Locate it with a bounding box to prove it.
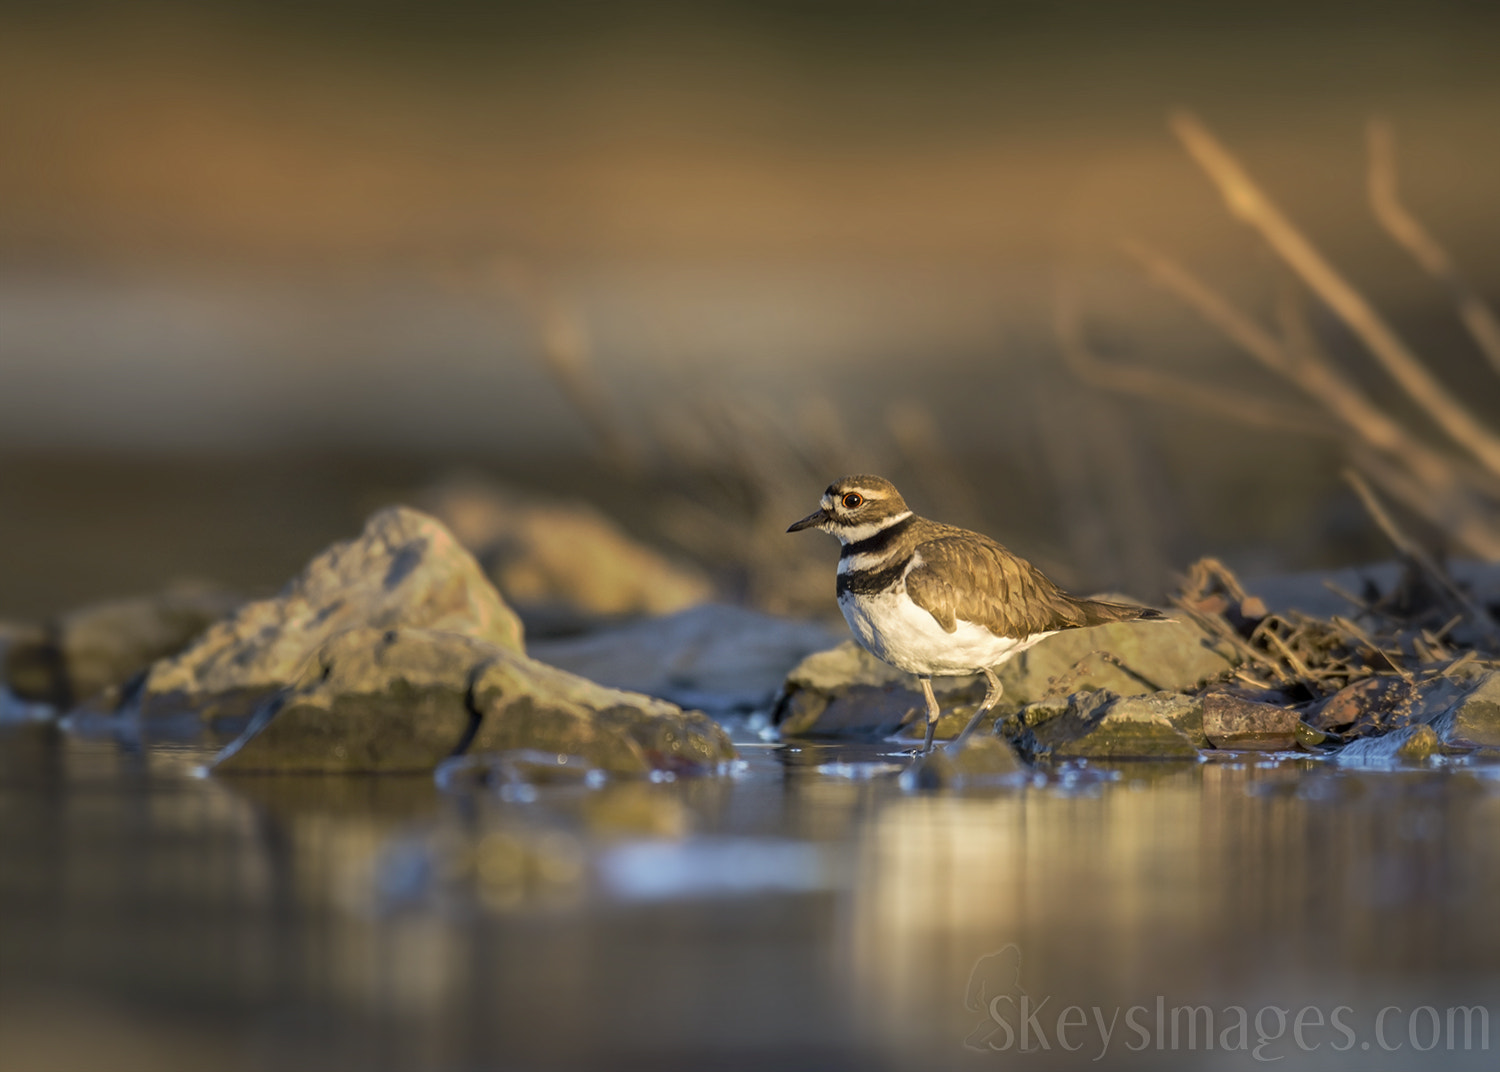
[1202,693,1300,750]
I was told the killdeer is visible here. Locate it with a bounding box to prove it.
[788,475,1165,751]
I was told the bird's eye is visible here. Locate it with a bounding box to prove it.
[841,492,863,509]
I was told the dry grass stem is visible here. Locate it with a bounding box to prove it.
[1055,287,1331,438]
[1171,110,1500,478]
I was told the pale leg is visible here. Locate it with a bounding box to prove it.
[950,667,1004,750]
[919,675,942,753]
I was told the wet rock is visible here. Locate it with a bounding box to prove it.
[1295,721,1337,749]
[1397,724,1442,761]
[1016,690,1201,761]
[900,735,1028,791]
[531,604,841,713]
[1335,723,1443,768]
[419,475,713,636]
[1308,678,1403,734]
[1202,693,1300,750]
[1115,691,1207,746]
[1434,670,1500,749]
[141,507,524,722]
[1308,674,1475,743]
[213,627,734,775]
[776,617,1234,739]
[4,586,243,708]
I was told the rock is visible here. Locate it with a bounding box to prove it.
[1335,723,1443,768]
[1202,693,1300,750]
[1433,670,1500,749]
[213,627,735,775]
[140,507,524,722]
[1295,720,1337,749]
[419,475,713,636]
[530,604,842,713]
[1308,678,1403,734]
[773,641,969,739]
[1115,691,1208,747]
[1396,724,1442,761]
[775,616,1235,739]
[1308,674,1475,742]
[4,586,242,708]
[1015,690,1201,761]
[900,735,1028,790]
[466,644,732,775]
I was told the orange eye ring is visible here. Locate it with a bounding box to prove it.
[841,492,863,509]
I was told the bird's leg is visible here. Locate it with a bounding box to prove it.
[919,675,941,753]
[950,667,1004,752]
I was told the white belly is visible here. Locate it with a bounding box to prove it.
[839,587,1055,676]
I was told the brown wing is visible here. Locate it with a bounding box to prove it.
[904,531,1160,638]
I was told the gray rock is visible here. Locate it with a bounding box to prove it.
[1433,670,1500,750]
[213,627,735,775]
[530,604,842,712]
[775,617,1235,739]
[1015,690,1202,761]
[773,641,973,739]
[419,475,714,635]
[141,507,525,722]
[1109,690,1207,747]
[4,586,242,708]
[1202,693,1301,750]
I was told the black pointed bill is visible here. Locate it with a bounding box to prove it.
[787,509,828,533]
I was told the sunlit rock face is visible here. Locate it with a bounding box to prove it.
[213,626,735,775]
[139,506,525,722]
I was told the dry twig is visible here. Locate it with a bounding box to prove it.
[1171,110,1500,479]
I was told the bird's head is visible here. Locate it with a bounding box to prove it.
[787,475,912,544]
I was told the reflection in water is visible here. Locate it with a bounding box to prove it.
[849,759,1500,1068]
[2,725,1498,1070]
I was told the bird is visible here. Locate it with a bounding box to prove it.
[788,475,1165,752]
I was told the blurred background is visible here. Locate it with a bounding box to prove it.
[4,0,1500,619]
[6,8,1500,1072]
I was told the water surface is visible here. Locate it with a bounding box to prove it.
[2,722,1497,1070]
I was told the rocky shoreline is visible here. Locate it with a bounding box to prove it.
[3,488,1498,790]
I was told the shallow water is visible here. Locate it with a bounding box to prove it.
[3,721,1499,1071]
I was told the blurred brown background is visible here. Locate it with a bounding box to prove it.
[3,0,1500,618]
